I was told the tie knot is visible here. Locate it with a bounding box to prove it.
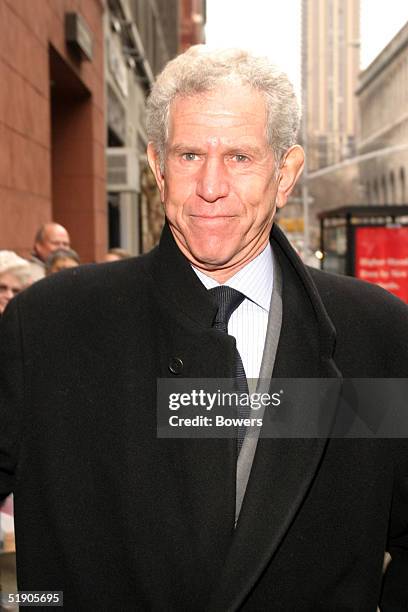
[209,286,245,332]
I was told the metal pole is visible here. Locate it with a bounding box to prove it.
[302,172,310,255]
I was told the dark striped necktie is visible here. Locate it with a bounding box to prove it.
[209,286,249,454]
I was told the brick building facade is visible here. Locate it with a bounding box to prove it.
[0,0,105,262]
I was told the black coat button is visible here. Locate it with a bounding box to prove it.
[168,357,183,375]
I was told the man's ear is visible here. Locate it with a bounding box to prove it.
[275,145,305,209]
[147,143,165,201]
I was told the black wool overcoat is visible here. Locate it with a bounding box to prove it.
[1,223,408,611]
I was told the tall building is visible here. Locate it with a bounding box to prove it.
[0,0,105,262]
[302,0,360,171]
[357,20,408,205]
[105,0,180,257]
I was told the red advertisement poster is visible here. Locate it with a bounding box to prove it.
[355,227,408,303]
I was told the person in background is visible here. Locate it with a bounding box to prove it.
[0,251,30,315]
[102,247,132,262]
[0,251,30,605]
[29,222,71,281]
[45,248,80,275]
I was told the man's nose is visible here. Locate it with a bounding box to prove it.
[196,157,229,202]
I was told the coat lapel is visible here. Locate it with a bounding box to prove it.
[207,225,342,611]
[149,224,239,595]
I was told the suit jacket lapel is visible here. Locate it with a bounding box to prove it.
[207,225,342,611]
[149,223,238,594]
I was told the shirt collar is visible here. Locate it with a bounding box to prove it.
[192,243,274,313]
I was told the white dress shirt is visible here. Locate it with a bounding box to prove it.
[192,244,274,379]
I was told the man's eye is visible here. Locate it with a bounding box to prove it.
[182,153,199,161]
[232,154,249,162]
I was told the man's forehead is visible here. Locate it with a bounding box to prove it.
[170,85,266,116]
[44,226,69,240]
[168,86,268,145]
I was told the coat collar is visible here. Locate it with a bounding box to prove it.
[151,221,339,374]
[151,221,342,611]
[151,221,218,329]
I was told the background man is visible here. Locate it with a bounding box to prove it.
[0,46,407,610]
[29,222,71,281]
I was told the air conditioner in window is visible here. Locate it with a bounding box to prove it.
[107,148,140,193]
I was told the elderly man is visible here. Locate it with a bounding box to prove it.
[0,47,407,610]
[29,222,71,281]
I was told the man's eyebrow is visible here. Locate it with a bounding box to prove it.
[225,144,264,156]
[168,143,205,154]
[168,143,265,156]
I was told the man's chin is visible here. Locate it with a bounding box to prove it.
[170,227,243,271]
[184,244,238,271]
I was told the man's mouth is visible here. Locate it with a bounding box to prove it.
[189,214,236,221]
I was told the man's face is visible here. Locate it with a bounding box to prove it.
[148,84,303,279]
[35,224,71,262]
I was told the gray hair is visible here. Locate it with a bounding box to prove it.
[146,46,300,170]
[0,250,30,278]
[45,248,80,271]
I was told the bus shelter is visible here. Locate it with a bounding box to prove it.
[319,205,408,303]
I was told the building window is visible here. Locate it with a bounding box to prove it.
[401,167,406,203]
[366,181,371,203]
[390,171,396,204]
[381,175,388,205]
[373,179,379,204]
